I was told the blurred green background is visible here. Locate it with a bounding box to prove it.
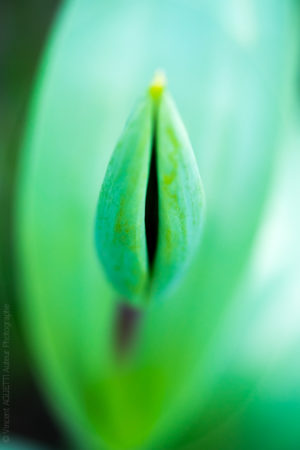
[0,1,64,448]
[1,1,300,449]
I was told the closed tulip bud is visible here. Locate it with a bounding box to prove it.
[95,72,205,305]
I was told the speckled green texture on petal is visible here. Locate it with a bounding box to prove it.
[154,91,205,296]
[95,95,152,304]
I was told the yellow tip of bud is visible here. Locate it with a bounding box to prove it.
[149,70,167,100]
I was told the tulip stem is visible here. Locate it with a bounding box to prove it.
[115,302,143,358]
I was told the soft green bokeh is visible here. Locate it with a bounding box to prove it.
[16,0,300,448]
[0,443,45,450]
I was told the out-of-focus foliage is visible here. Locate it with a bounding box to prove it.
[0,0,60,305]
[15,0,300,449]
[1,2,66,447]
[0,442,44,450]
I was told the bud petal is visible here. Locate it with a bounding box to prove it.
[154,92,205,295]
[95,97,152,303]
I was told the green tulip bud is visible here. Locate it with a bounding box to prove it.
[95,72,205,305]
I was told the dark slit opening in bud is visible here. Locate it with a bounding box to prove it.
[145,116,159,270]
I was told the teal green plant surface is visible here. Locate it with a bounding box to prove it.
[0,442,45,450]
[15,0,300,449]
